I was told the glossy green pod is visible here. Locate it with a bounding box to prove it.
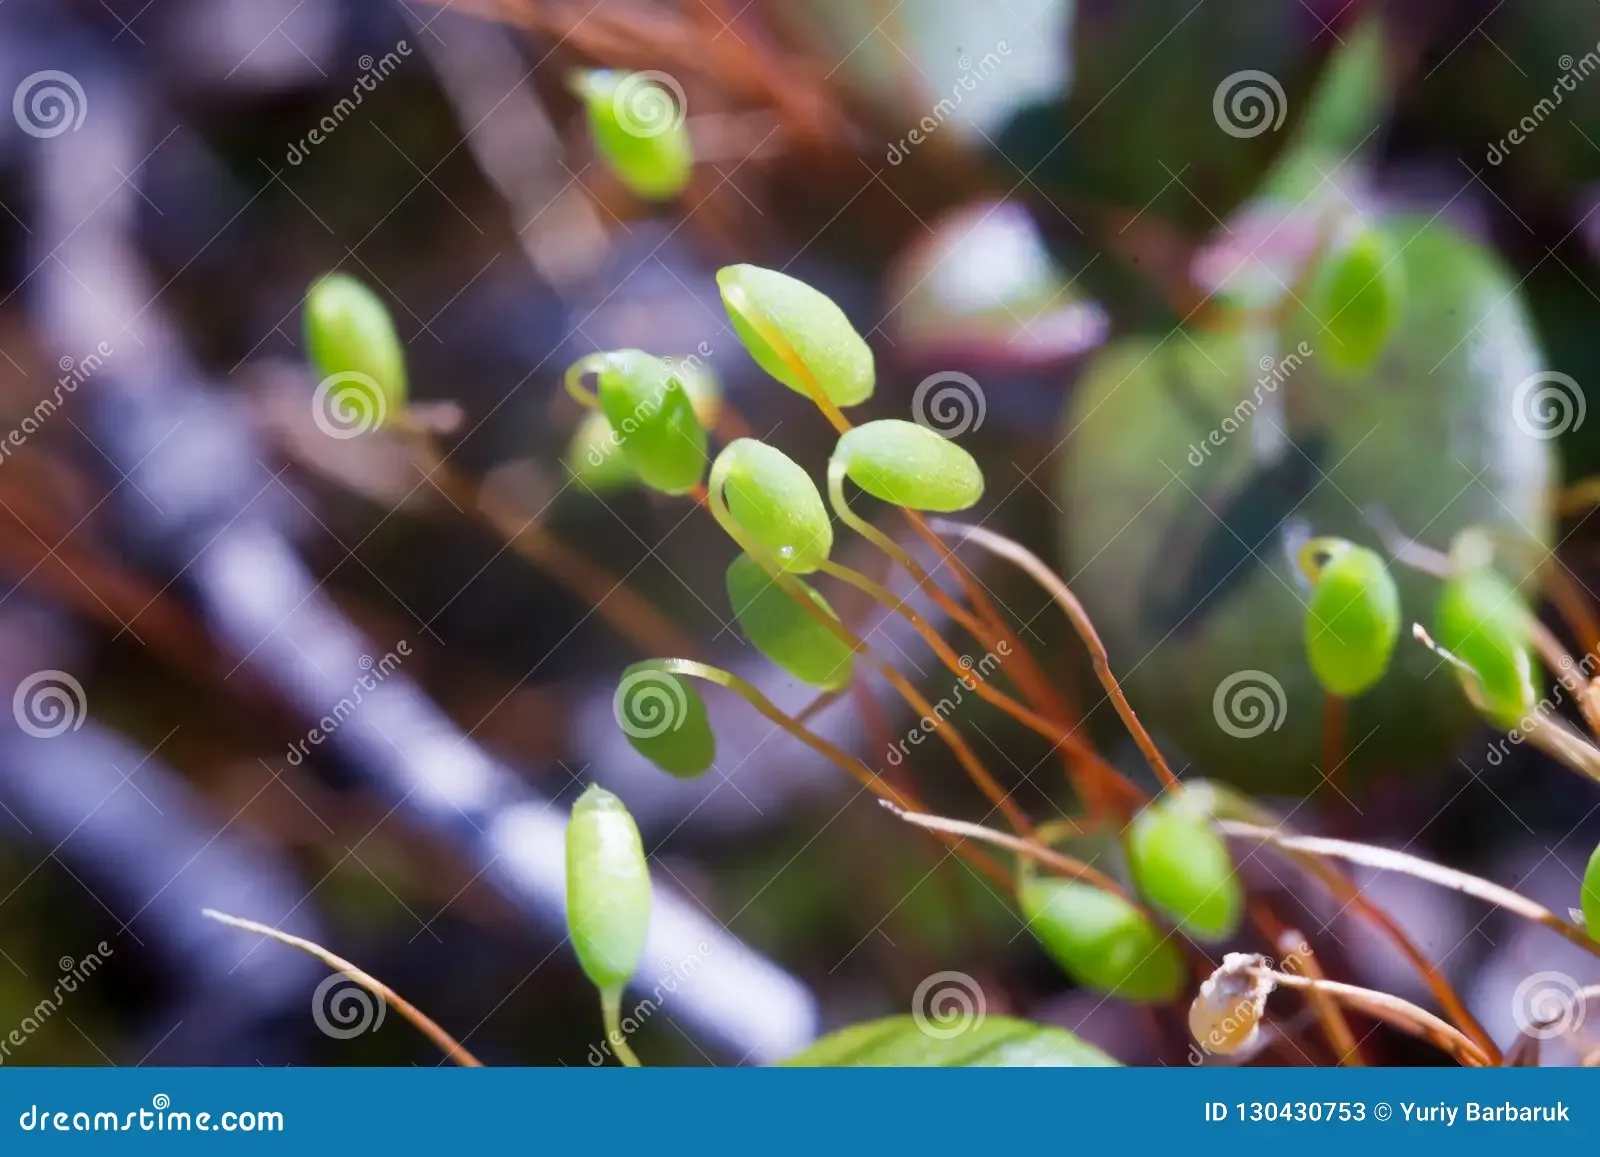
[571,70,692,201]
[303,273,407,431]
[726,553,854,690]
[1018,878,1185,1003]
[833,419,985,512]
[565,784,652,994]
[711,439,833,573]
[590,350,707,495]
[613,662,716,779]
[1302,539,1401,698]
[1432,567,1538,731]
[1303,222,1403,374]
[1126,796,1243,943]
[717,264,874,408]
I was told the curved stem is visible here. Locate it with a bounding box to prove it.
[933,519,1183,794]
[816,556,1107,769]
[1194,783,1499,1062]
[879,801,1125,897]
[203,909,482,1067]
[661,659,1012,889]
[1254,967,1490,1068]
[705,469,1032,834]
[600,988,642,1067]
[563,353,610,409]
[1221,821,1600,959]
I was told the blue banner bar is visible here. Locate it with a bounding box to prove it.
[0,1070,1591,1153]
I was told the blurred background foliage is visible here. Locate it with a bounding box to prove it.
[1,0,1599,1067]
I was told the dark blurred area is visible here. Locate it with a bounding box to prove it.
[0,0,1598,1068]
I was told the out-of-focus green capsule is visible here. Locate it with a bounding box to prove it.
[726,553,854,691]
[565,784,652,995]
[832,419,984,512]
[1126,795,1243,943]
[1018,878,1185,1003]
[567,410,637,492]
[1301,538,1401,698]
[1304,221,1403,374]
[613,662,716,779]
[716,264,874,408]
[1432,565,1539,731]
[710,439,833,573]
[570,70,692,201]
[303,273,407,434]
[1583,842,1600,943]
[588,350,707,495]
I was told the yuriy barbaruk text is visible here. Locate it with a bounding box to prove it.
[18,1101,284,1133]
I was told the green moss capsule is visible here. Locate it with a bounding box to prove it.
[1432,566,1538,730]
[1301,538,1401,698]
[570,70,692,201]
[662,356,722,431]
[567,410,638,492]
[565,784,652,995]
[726,553,854,690]
[832,419,985,512]
[1018,878,1185,1003]
[1126,796,1243,943]
[580,350,707,495]
[1306,222,1403,374]
[710,439,833,573]
[303,273,407,432]
[613,662,716,779]
[717,264,874,408]
[1583,842,1600,943]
